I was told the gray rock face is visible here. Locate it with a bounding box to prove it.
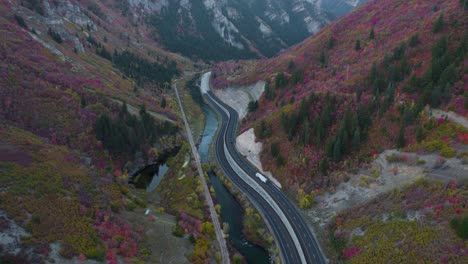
[128,0,169,13]
[131,0,339,60]
[33,0,94,53]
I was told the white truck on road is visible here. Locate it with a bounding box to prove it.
[255,172,268,183]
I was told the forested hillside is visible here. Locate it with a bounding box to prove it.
[0,0,201,262]
[212,0,467,189]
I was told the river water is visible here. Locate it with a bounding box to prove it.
[198,100,270,263]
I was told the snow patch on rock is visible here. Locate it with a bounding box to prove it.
[236,128,282,188]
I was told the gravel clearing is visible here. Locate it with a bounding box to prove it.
[431,108,468,129]
[213,81,265,120]
[236,128,282,188]
[306,149,468,227]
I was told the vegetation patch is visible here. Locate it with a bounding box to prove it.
[329,179,467,262]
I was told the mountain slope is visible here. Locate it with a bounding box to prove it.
[321,0,367,17]
[140,0,334,60]
[212,0,466,189]
[0,1,219,263]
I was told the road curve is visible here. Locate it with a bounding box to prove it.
[204,88,327,264]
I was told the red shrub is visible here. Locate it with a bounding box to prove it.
[343,246,363,260]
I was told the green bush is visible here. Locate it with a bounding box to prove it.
[133,197,147,208]
[172,223,185,237]
[450,217,468,240]
[440,145,456,158]
[125,200,137,211]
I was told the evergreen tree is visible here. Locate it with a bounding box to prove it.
[438,63,457,86]
[258,120,267,139]
[271,142,279,158]
[264,81,276,100]
[333,137,342,161]
[397,126,406,148]
[416,127,424,142]
[48,28,63,43]
[431,85,442,107]
[291,71,303,84]
[248,100,259,112]
[433,14,444,33]
[302,120,311,146]
[328,36,335,49]
[355,39,361,51]
[298,98,308,124]
[409,33,420,47]
[319,51,327,67]
[119,101,128,118]
[161,97,167,108]
[14,14,27,28]
[369,27,375,40]
[368,62,378,85]
[139,104,146,116]
[275,72,288,88]
[319,159,329,175]
[80,96,87,108]
[353,128,360,151]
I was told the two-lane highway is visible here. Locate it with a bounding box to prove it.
[212,94,326,264]
[203,82,326,263]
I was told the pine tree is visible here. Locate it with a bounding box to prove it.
[119,101,128,118]
[139,104,146,116]
[264,81,275,101]
[248,101,259,112]
[397,126,405,148]
[258,120,267,139]
[353,128,360,151]
[319,51,326,67]
[416,127,424,142]
[80,96,87,108]
[319,159,329,175]
[369,27,375,40]
[409,33,420,47]
[368,62,378,85]
[355,39,361,51]
[302,120,311,146]
[433,14,444,33]
[271,142,279,158]
[328,36,335,49]
[333,137,342,161]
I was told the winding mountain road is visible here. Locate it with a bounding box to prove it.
[203,71,327,264]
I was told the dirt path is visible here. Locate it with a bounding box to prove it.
[112,99,176,124]
[430,108,468,129]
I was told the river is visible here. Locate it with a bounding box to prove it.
[197,96,270,263]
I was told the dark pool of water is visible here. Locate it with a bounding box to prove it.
[130,162,169,191]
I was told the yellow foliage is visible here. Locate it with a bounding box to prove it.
[297,189,315,209]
